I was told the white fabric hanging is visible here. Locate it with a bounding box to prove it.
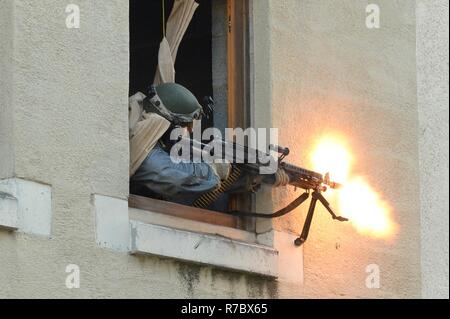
[154,0,199,85]
[129,92,171,176]
[154,37,175,84]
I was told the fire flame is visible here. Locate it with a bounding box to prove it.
[311,137,352,184]
[310,136,397,239]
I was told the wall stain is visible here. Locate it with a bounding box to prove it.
[177,262,201,298]
[211,267,244,298]
[246,275,279,299]
[210,267,279,299]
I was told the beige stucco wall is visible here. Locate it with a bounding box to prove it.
[0,0,15,179]
[416,0,449,299]
[0,0,447,298]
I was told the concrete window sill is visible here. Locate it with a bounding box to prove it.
[93,194,279,278]
[0,178,52,236]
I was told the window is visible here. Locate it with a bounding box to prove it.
[128,0,252,230]
[95,0,297,279]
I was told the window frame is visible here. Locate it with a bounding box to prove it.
[129,194,237,228]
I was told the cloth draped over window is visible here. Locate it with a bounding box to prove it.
[154,0,199,85]
[129,93,171,176]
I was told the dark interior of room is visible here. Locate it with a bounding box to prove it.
[129,0,213,108]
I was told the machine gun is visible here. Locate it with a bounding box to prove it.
[175,136,348,246]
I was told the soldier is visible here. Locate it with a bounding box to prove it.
[129,83,230,206]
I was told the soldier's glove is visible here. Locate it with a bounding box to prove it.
[211,162,231,181]
[273,168,290,187]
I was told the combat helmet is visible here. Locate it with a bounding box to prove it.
[144,83,203,126]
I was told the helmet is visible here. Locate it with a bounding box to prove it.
[144,83,203,125]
